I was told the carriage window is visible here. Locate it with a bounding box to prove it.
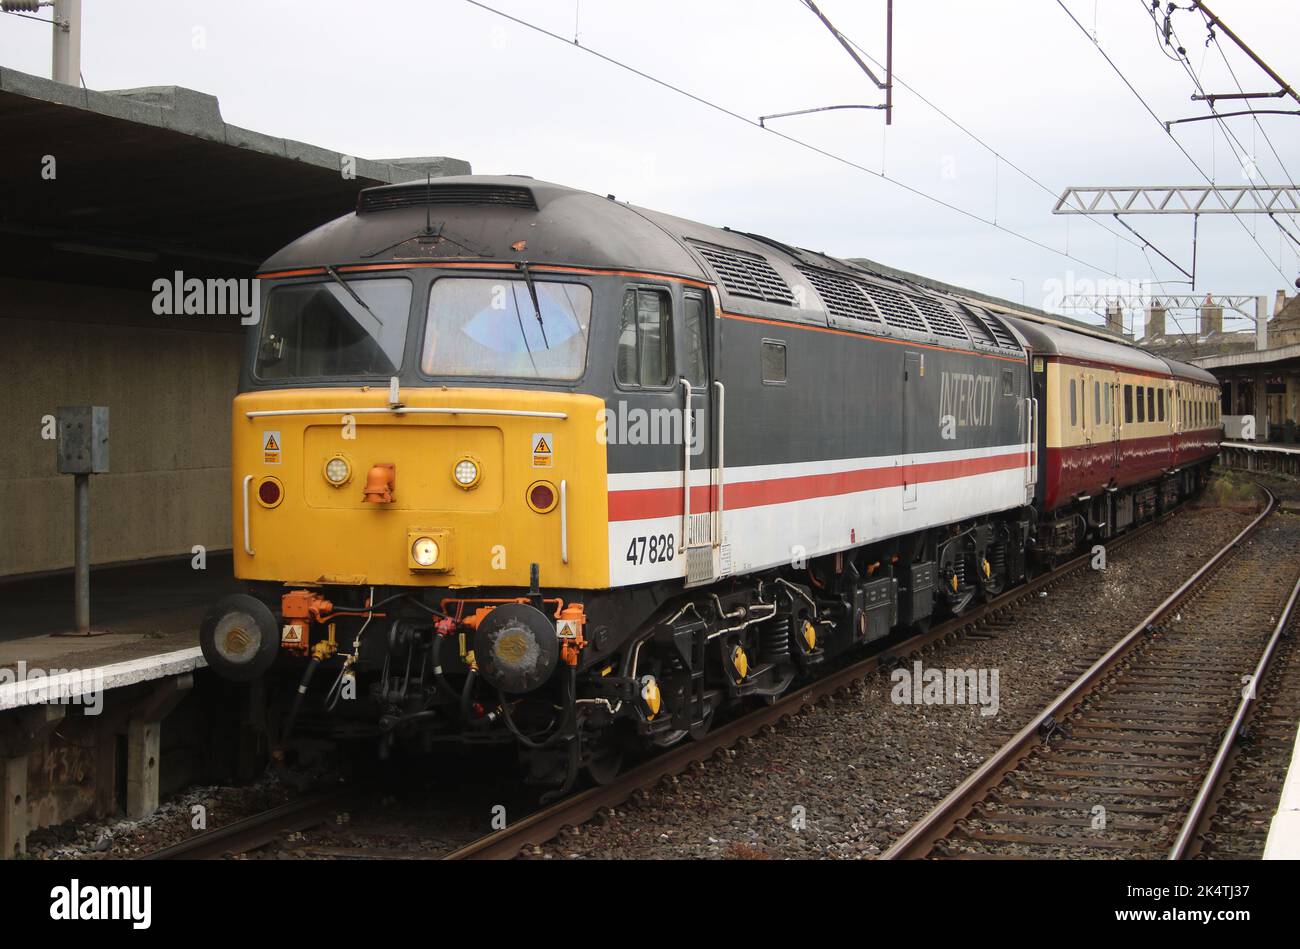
[1158,389,1165,421]
[1147,387,1155,423]
[761,339,787,385]
[422,277,591,380]
[256,277,412,379]
[1069,379,1077,427]
[1105,384,1112,423]
[1094,381,1101,422]
[616,288,672,388]
[1124,384,1133,424]
[1137,386,1146,423]
[682,293,708,386]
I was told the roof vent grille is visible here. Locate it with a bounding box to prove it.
[357,183,538,213]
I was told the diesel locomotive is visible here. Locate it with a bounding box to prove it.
[200,175,1222,787]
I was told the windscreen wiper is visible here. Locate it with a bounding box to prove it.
[517,261,551,348]
[325,265,382,334]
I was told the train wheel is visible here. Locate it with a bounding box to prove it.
[689,705,715,741]
[585,730,626,785]
[979,569,1005,602]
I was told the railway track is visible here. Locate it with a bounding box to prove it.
[442,506,1185,860]
[1194,476,1300,859]
[882,485,1300,860]
[143,792,348,860]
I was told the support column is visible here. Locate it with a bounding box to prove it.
[0,705,65,858]
[125,675,193,820]
[1,756,27,859]
[1255,373,1270,441]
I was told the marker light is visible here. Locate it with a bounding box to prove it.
[411,536,440,567]
[324,456,351,486]
[527,480,558,514]
[257,477,283,508]
[452,457,481,489]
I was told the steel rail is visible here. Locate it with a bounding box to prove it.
[881,487,1277,859]
[445,509,1177,860]
[1169,566,1300,859]
[143,791,346,860]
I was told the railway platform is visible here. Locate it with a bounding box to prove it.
[0,555,250,858]
[1219,440,1300,477]
[1265,729,1300,859]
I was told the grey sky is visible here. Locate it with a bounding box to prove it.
[3,0,1297,335]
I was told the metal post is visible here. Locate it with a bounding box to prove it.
[885,0,893,126]
[74,471,90,634]
[52,0,81,87]
[55,405,107,636]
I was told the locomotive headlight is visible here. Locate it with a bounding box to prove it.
[452,456,481,490]
[323,455,352,487]
[411,536,440,567]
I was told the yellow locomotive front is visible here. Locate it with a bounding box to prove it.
[200,253,633,783]
[232,382,607,593]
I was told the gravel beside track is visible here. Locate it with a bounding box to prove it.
[529,504,1256,859]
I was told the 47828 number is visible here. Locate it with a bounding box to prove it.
[626,534,674,566]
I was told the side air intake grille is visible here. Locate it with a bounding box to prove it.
[981,312,1021,350]
[909,295,970,341]
[798,266,880,322]
[690,241,794,306]
[358,184,538,213]
[864,283,929,334]
[954,304,1000,346]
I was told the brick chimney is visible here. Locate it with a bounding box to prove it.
[1199,296,1223,336]
[1144,306,1166,340]
[1105,304,1124,335]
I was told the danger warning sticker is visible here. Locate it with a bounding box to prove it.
[262,430,282,465]
[531,432,553,468]
[556,618,580,640]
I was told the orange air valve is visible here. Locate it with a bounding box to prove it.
[280,589,334,655]
[557,603,587,666]
[362,463,396,503]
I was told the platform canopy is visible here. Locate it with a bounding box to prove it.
[0,67,469,288]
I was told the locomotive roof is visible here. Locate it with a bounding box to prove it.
[259,174,1206,373]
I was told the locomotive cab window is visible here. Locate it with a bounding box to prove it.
[422,277,592,380]
[1002,370,1014,396]
[617,288,673,388]
[761,339,787,385]
[256,277,412,380]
